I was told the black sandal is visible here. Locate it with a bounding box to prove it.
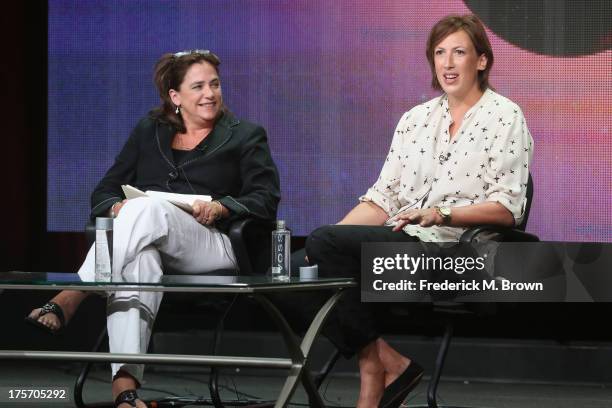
[115,389,145,407]
[379,361,424,408]
[25,301,66,334]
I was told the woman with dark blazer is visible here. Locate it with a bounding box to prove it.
[28,50,280,408]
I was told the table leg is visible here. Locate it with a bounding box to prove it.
[252,289,347,408]
[74,325,108,408]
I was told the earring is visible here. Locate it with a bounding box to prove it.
[175,105,180,114]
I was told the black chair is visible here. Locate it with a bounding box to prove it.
[420,175,537,408]
[313,174,539,408]
[75,217,275,408]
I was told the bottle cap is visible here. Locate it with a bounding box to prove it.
[299,265,318,281]
[276,220,286,229]
[96,217,114,230]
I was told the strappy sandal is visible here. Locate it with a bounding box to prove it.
[115,389,146,407]
[24,301,66,334]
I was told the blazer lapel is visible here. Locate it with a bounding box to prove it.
[155,121,178,171]
[201,112,239,157]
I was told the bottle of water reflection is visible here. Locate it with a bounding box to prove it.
[271,220,291,281]
[94,217,113,282]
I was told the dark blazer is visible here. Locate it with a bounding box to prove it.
[90,112,281,232]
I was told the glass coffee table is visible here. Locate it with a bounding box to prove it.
[0,271,355,408]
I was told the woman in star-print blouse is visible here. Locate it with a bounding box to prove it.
[305,14,533,408]
[364,86,533,241]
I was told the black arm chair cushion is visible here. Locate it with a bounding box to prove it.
[228,218,275,276]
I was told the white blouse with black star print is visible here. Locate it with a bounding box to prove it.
[360,88,534,242]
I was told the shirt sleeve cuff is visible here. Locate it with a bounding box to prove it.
[217,196,250,216]
[486,193,526,226]
[359,188,398,215]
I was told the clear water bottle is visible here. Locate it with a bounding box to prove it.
[271,220,291,281]
[95,217,113,282]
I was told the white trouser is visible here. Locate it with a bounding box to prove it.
[77,197,236,382]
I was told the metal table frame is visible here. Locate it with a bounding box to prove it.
[0,273,355,408]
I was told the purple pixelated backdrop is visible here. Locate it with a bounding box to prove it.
[48,0,612,241]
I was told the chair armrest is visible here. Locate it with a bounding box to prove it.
[85,220,96,246]
[227,218,276,276]
[459,225,540,243]
[227,218,254,275]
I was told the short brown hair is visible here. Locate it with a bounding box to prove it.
[151,50,224,132]
[425,14,494,92]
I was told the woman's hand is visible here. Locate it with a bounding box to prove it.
[192,200,226,226]
[391,208,443,231]
[110,199,128,218]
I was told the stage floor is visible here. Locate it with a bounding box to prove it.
[2,361,611,408]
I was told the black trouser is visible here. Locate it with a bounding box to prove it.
[304,225,420,358]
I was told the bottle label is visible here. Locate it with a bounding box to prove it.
[271,230,290,281]
[275,238,285,268]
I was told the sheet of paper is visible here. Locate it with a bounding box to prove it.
[121,185,211,213]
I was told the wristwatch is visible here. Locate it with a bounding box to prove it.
[435,206,452,225]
